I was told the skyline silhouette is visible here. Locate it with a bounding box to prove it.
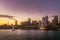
[0,15,59,26]
[0,0,60,22]
[0,0,60,40]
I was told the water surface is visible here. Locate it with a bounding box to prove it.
[0,29,60,40]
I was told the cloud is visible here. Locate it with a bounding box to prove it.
[0,15,16,20]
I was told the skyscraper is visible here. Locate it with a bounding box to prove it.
[51,19,55,26]
[42,16,48,26]
[15,20,17,26]
[54,15,58,25]
[27,18,31,26]
[28,18,31,24]
[45,16,48,26]
[51,15,58,26]
[38,21,41,27]
[42,17,45,26]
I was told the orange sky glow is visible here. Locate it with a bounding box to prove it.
[0,0,59,25]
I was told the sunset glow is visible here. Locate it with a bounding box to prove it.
[0,0,60,25]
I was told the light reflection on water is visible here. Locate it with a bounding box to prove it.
[0,29,60,40]
[0,29,52,35]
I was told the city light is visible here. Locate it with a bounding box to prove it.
[40,27,45,30]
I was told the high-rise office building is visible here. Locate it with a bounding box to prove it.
[42,16,48,26]
[42,17,45,26]
[38,21,41,27]
[27,18,31,26]
[51,15,58,26]
[51,19,55,26]
[45,16,48,26]
[28,18,31,24]
[54,15,58,25]
[15,20,18,26]
[45,16,48,22]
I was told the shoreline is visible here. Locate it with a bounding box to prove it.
[0,29,60,31]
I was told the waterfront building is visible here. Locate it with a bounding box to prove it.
[54,15,58,25]
[42,17,45,26]
[15,20,18,26]
[38,20,41,27]
[42,16,48,26]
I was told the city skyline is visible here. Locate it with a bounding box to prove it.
[0,0,60,40]
[0,0,60,25]
[0,15,59,25]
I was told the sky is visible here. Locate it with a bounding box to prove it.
[0,0,60,25]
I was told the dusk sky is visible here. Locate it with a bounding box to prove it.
[0,0,60,25]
